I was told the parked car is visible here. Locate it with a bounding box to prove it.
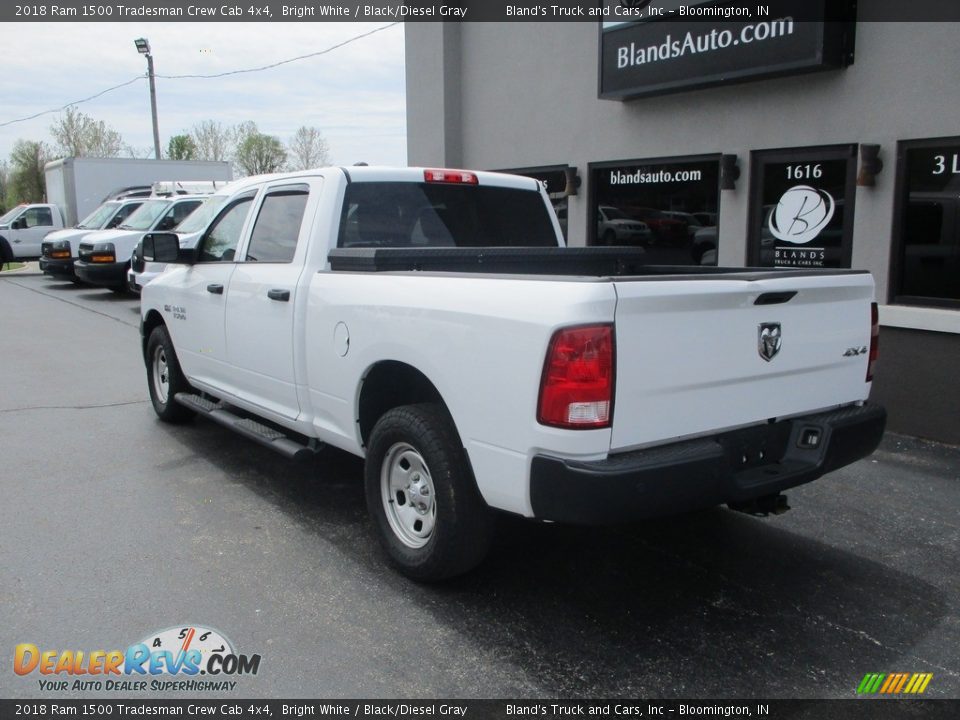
[596,205,653,245]
[40,198,146,281]
[75,195,206,293]
[623,207,688,245]
[140,166,885,580]
[0,204,65,264]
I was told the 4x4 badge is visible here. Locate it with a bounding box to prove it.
[758,322,782,361]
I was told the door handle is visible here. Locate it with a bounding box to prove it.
[267,289,290,302]
[206,283,224,294]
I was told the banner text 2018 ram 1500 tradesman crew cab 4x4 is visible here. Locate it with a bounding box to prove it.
[139,166,886,580]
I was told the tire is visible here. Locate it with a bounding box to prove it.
[601,229,616,246]
[146,325,195,423]
[365,403,494,580]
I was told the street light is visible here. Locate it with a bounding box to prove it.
[135,37,162,160]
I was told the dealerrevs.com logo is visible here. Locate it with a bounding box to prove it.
[14,625,262,692]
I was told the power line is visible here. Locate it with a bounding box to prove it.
[0,77,143,128]
[0,22,401,129]
[158,22,400,80]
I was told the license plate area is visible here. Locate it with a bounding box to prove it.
[718,421,792,471]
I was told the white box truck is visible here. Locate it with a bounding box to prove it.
[44,157,233,227]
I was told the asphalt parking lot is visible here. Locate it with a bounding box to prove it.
[1,268,958,701]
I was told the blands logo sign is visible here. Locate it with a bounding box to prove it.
[857,673,934,695]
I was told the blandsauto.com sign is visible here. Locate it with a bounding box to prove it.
[599,0,855,100]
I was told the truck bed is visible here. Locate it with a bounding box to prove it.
[326,247,871,280]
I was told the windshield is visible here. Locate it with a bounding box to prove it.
[77,202,120,230]
[338,182,558,249]
[0,205,25,225]
[119,199,171,231]
[175,196,228,233]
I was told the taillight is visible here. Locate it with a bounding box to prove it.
[423,169,478,185]
[538,324,614,429]
[867,302,879,382]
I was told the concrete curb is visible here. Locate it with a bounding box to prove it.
[0,261,42,276]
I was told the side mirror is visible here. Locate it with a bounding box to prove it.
[12,218,27,230]
[142,232,191,264]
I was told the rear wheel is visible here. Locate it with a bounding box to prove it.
[365,403,494,580]
[146,325,194,423]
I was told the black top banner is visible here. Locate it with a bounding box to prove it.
[0,699,958,720]
[4,1,960,23]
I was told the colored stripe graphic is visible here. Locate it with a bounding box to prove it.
[857,672,933,694]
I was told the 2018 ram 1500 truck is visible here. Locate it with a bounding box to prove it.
[140,166,886,580]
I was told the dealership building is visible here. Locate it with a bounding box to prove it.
[405,2,960,444]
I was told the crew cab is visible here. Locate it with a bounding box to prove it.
[0,204,65,263]
[75,195,206,292]
[40,197,145,281]
[140,166,885,580]
[128,176,276,293]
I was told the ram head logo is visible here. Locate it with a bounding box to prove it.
[758,322,782,362]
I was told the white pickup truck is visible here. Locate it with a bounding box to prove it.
[140,166,886,580]
[0,203,66,262]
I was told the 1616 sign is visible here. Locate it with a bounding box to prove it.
[749,146,857,269]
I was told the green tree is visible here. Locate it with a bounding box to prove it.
[287,126,331,170]
[234,133,287,176]
[8,140,49,204]
[50,106,123,158]
[167,134,197,160]
[0,160,9,213]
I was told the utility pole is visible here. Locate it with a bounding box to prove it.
[135,38,162,160]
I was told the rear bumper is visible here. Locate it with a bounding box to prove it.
[530,403,886,524]
[75,260,127,287]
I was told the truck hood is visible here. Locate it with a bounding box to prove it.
[44,228,96,250]
[177,230,203,248]
[81,228,144,258]
[82,228,140,243]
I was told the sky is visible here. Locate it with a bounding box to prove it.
[0,22,407,171]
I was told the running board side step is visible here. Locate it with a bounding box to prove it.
[175,393,317,461]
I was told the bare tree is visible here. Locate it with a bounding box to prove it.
[123,144,155,159]
[287,126,331,170]
[190,120,234,162]
[50,106,123,158]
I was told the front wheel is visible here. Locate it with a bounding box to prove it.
[146,325,194,423]
[365,404,494,580]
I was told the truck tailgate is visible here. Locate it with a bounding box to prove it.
[611,271,875,452]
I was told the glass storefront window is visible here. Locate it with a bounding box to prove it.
[589,157,720,265]
[748,145,856,269]
[892,139,960,309]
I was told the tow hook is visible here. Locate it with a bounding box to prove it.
[728,494,791,517]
